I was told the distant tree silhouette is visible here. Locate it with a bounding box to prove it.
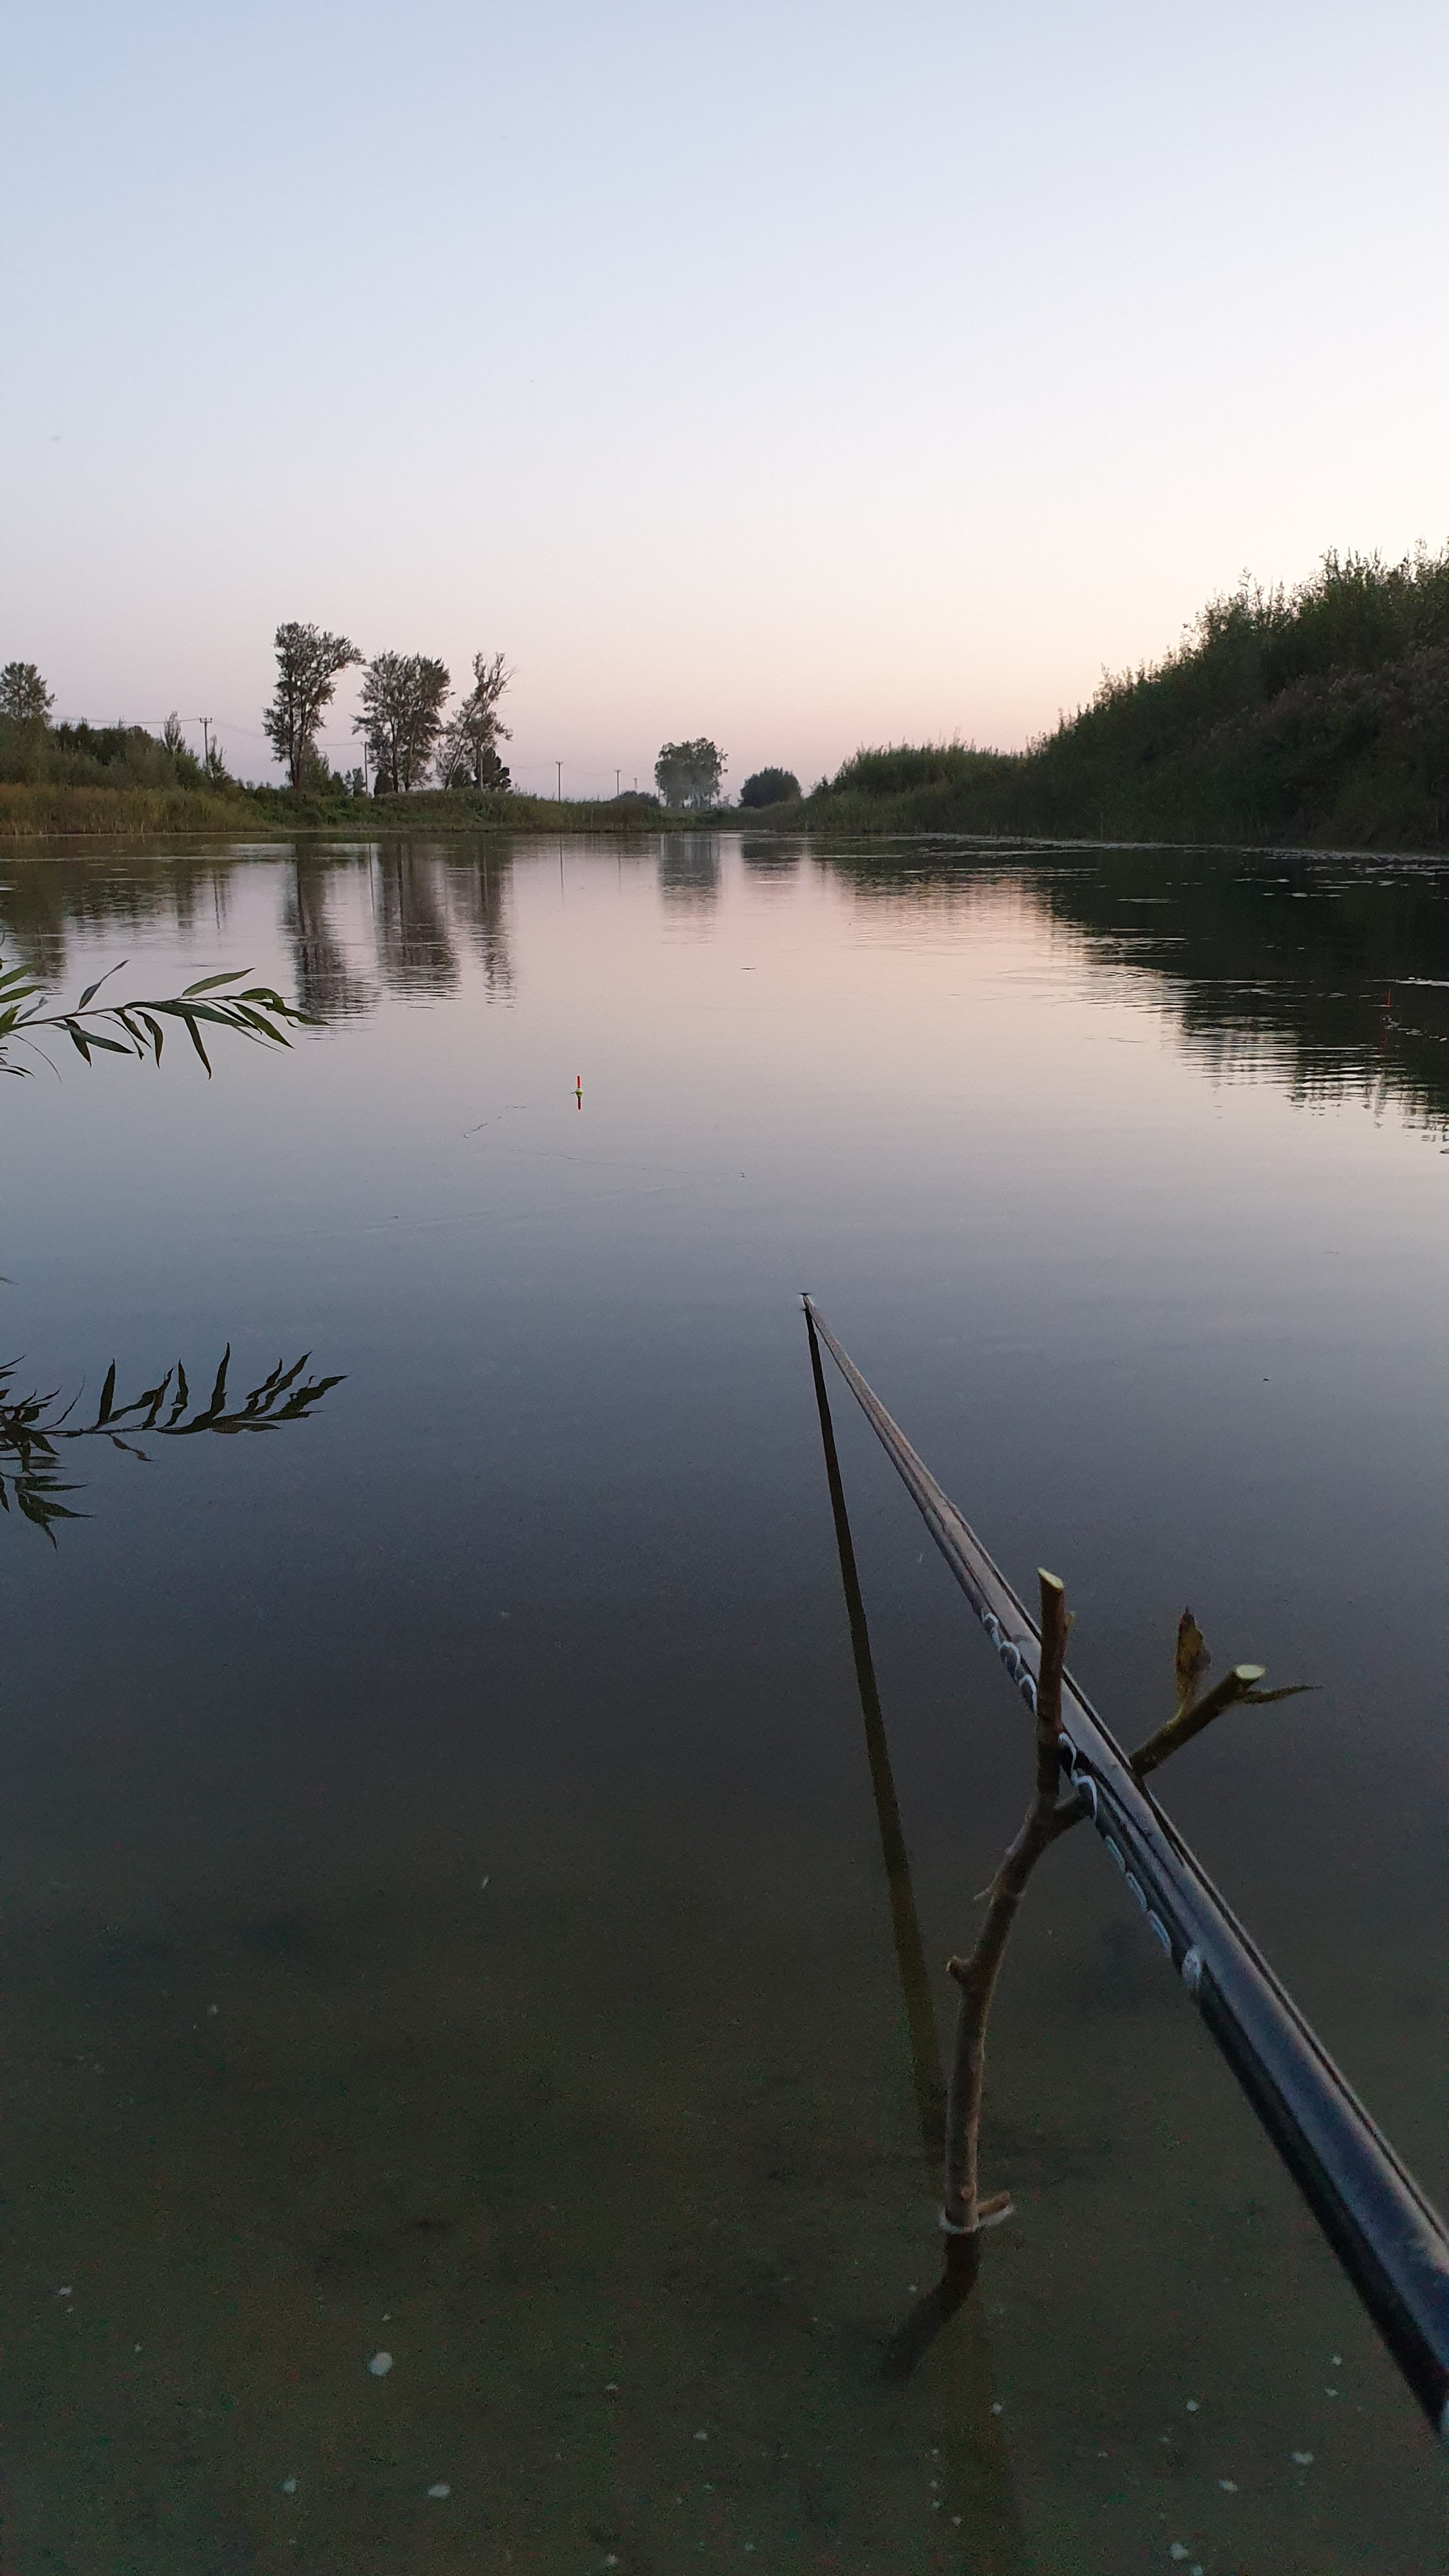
[262,624,361,790]
[654,738,724,809]
[356,653,451,795]
[436,651,512,790]
[0,663,53,726]
[739,766,800,808]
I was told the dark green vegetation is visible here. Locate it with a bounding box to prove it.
[237,783,662,833]
[0,714,241,798]
[0,951,311,1076]
[0,657,250,833]
[0,662,241,808]
[0,1345,342,1542]
[805,549,1449,850]
[739,766,801,808]
[0,778,666,840]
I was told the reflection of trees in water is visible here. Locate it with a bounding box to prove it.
[829,843,1449,1131]
[365,844,515,998]
[1041,845,1449,1129]
[0,844,520,1024]
[283,857,377,1020]
[436,850,514,998]
[739,836,804,879]
[15,837,1449,1127]
[657,834,720,909]
[373,847,461,996]
[0,857,235,988]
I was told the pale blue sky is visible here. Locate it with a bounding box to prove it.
[6,1,1447,792]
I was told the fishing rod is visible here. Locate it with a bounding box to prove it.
[802,1297,1449,2444]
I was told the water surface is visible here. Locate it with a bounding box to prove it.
[1,833,1445,2572]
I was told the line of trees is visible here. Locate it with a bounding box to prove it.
[651,745,802,811]
[262,624,511,796]
[4,645,807,819]
[0,663,236,792]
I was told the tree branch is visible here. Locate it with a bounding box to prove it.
[935,1591,1306,2262]
[941,1568,1071,2236]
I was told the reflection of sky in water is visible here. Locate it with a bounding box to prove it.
[0,837,1445,2570]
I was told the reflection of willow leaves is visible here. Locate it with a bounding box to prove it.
[0,1348,345,1542]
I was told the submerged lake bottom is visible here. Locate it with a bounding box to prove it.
[0,831,1445,2572]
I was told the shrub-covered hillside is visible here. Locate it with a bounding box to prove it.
[813,548,1449,849]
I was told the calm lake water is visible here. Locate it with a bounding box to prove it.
[0,832,1445,2573]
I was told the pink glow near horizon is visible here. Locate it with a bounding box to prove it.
[4,1,1448,793]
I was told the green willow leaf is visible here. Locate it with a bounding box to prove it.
[182,1015,213,1075]
[77,963,127,1010]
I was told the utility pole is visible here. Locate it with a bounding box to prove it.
[615,768,621,797]
[555,760,562,803]
[200,716,212,766]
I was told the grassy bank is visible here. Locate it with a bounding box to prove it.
[239,784,674,836]
[0,782,674,841]
[0,783,270,839]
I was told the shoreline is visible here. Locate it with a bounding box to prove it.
[2,785,1445,861]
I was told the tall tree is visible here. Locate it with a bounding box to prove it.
[655,738,725,809]
[435,650,513,790]
[263,623,361,790]
[0,663,53,726]
[356,653,451,794]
